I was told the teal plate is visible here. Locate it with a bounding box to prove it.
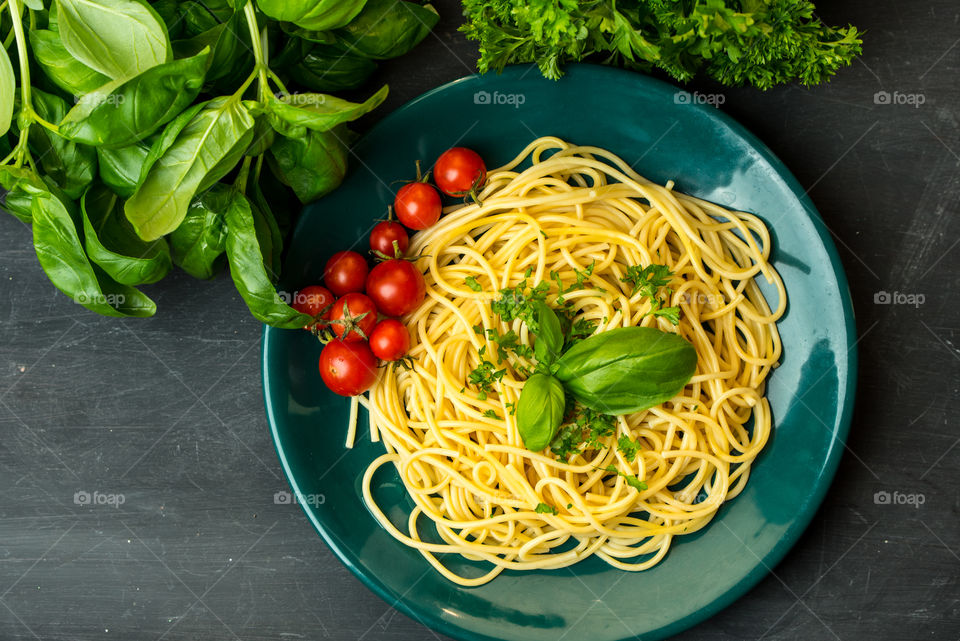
[262,64,857,641]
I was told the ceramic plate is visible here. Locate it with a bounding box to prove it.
[262,64,857,641]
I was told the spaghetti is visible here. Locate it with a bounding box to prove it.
[359,137,785,586]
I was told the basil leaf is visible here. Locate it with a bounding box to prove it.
[286,44,377,93]
[29,88,97,200]
[59,49,210,147]
[28,29,110,96]
[553,327,697,415]
[172,11,252,89]
[332,0,438,60]
[267,125,348,203]
[223,191,312,328]
[0,166,48,223]
[255,0,367,31]
[168,184,231,279]
[180,0,233,36]
[96,141,149,198]
[31,189,156,317]
[267,84,387,133]
[81,185,171,285]
[249,180,282,282]
[532,301,563,367]
[516,373,566,452]
[151,0,183,40]
[244,111,275,157]
[56,0,170,80]
[125,97,255,240]
[0,38,15,137]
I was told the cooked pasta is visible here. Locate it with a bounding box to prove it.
[358,137,785,586]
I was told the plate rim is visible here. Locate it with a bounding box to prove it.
[262,62,858,641]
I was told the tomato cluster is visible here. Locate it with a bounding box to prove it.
[291,147,487,397]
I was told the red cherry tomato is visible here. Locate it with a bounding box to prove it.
[328,293,378,342]
[369,319,411,362]
[324,251,368,296]
[319,340,378,397]
[395,182,441,230]
[370,220,410,257]
[291,285,334,325]
[366,259,426,317]
[434,147,486,196]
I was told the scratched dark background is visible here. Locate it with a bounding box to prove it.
[1,1,958,640]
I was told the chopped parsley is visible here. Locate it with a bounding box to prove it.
[534,502,558,515]
[465,276,482,292]
[621,263,680,326]
[549,404,617,459]
[467,359,506,400]
[550,261,595,303]
[482,409,500,419]
[604,465,648,491]
[617,436,641,461]
[491,278,550,326]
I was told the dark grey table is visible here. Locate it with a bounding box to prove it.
[2,2,958,640]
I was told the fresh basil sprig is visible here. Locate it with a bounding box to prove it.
[515,304,697,452]
[1,0,437,321]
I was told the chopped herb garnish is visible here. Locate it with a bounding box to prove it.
[566,503,573,509]
[549,403,617,459]
[468,359,506,400]
[621,264,673,298]
[603,465,648,491]
[482,409,500,419]
[472,324,484,335]
[653,305,681,326]
[465,276,483,292]
[535,502,558,515]
[617,436,641,461]
[504,401,516,415]
[524,266,533,278]
[621,263,680,325]
[491,279,550,326]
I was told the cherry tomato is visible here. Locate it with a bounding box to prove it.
[319,340,378,397]
[328,293,378,342]
[370,220,410,257]
[291,285,334,325]
[324,251,368,296]
[369,319,411,362]
[434,147,486,197]
[366,259,426,317]
[394,181,442,230]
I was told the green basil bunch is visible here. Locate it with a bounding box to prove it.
[0,0,439,324]
[516,304,698,452]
